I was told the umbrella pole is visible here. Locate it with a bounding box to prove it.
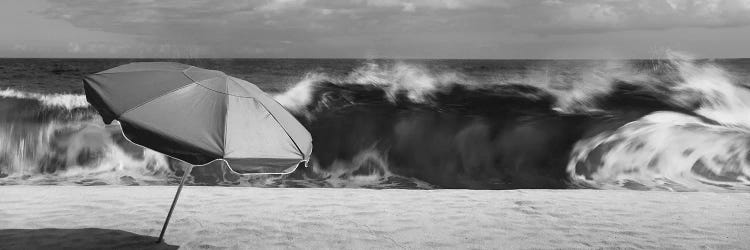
[156,165,194,243]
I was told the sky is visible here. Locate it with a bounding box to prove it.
[2,0,750,59]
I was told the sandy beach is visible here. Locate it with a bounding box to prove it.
[0,186,748,249]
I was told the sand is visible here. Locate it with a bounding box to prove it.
[1,186,749,250]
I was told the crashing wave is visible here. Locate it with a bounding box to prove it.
[0,88,89,109]
[1,53,749,191]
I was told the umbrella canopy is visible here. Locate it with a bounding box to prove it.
[83,62,312,174]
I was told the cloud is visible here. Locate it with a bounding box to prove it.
[44,0,750,34]
[534,0,750,33]
[257,0,307,12]
[37,0,750,57]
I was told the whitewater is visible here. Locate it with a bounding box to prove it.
[0,52,749,191]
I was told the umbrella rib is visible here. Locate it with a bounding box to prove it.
[180,71,230,155]
[97,69,187,75]
[183,69,256,98]
[261,98,306,158]
[118,83,197,119]
[118,76,223,118]
[226,78,306,158]
[192,80,256,98]
[96,62,192,74]
[223,76,229,156]
[116,78,229,158]
[182,67,197,82]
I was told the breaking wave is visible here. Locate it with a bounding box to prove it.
[1,52,749,191]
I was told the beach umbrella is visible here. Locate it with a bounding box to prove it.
[82,62,312,243]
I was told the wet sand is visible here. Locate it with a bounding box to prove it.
[1,186,749,249]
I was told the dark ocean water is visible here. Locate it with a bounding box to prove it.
[1,55,750,191]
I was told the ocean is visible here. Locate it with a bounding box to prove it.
[1,54,750,191]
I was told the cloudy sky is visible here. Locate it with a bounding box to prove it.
[3,0,750,59]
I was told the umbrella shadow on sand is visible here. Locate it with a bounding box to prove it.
[0,228,178,250]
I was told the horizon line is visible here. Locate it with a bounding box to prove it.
[1,57,749,61]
